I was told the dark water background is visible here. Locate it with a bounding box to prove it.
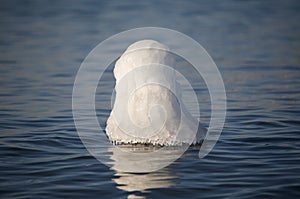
[1,0,300,198]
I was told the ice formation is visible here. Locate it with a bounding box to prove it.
[105,40,206,145]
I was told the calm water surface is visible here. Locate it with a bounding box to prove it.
[1,0,300,198]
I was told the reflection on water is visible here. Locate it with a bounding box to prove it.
[106,144,189,173]
[113,168,177,198]
[108,145,178,198]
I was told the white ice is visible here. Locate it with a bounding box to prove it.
[106,40,206,145]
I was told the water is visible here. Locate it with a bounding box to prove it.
[1,0,300,198]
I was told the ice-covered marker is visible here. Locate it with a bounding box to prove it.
[106,40,206,145]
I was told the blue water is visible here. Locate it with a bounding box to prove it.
[1,0,300,198]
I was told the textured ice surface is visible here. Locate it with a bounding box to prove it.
[106,40,206,145]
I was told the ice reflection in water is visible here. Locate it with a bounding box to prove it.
[108,144,178,198]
